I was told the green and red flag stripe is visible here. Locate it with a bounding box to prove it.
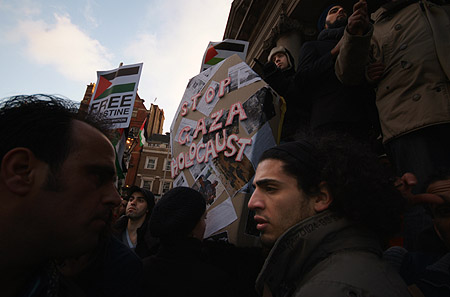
[201,39,248,72]
[139,116,148,147]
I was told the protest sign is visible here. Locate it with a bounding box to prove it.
[201,39,248,72]
[171,55,285,245]
[89,63,143,129]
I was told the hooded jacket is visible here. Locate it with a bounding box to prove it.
[113,187,159,258]
[256,211,411,297]
[263,46,310,141]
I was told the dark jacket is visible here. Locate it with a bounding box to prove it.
[256,211,411,297]
[297,27,378,140]
[113,215,158,258]
[263,48,310,141]
[21,236,143,297]
[142,237,235,297]
[384,227,450,297]
[60,235,143,297]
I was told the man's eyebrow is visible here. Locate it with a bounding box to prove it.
[329,7,339,13]
[131,195,146,198]
[255,178,282,187]
[86,164,116,177]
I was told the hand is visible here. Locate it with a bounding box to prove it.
[348,0,369,35]
[262,61,278,78]
[331,38,343,56]
[367,62,385,82]
[395,173,445,205]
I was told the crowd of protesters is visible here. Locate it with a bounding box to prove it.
[1,0,450,296]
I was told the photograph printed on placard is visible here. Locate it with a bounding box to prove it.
[212,152,255,198]
[244,121,276,168]
[189,156,207,181]
[173,171,189,188]
[196,81,221,117]
[238,64,260,88]
[241,87,276,135]
[186,75,207,96]
[203,109,240,144]
[174,117,197,146]
[227,62,261,92]
[192,164,225,207]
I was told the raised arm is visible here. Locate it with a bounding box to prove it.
[335,0,373,85]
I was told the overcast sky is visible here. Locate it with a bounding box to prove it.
[0,0,233,132]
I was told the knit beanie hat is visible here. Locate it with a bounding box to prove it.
[127,185,155,211]
[149,187,206,240]
[317,4,336,32]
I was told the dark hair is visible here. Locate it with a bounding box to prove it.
[0,94,111,175]
[317,4,348,31]
[260,134,405,239]
[127,185,156,212]
[317,4,337,31]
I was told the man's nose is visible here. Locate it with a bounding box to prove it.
[104,188,121,207]
[248,189,264,210]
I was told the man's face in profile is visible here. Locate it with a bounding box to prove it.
[35,120,121,257]
[248,159,316,247]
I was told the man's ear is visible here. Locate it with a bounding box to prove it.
[313,181,333,212]
[1,148,41,196]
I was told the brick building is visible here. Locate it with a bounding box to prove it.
[80,83,168,196]
[132,133,173,199]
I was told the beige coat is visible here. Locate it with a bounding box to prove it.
[335,1,450,142]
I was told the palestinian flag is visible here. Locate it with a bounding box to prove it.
[111,128,128,180]
[201,39,249,72]
[89,63,143,129]
[139,117,148,147]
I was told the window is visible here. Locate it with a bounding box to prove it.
[141,179,153,191]
[164,159,171,171]
[145,157,158,170]
[160,181,172,195]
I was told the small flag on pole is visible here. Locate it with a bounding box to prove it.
[112,128,128,179]
[139,117,148,146]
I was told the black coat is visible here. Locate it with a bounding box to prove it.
[296,27,379,140]
[263,49,310,141]
[112,215,159,258]
[141,237,235,297]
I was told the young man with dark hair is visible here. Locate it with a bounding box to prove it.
[0,94,121,297]
[248,134,410,297]
[114,185,157,258]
